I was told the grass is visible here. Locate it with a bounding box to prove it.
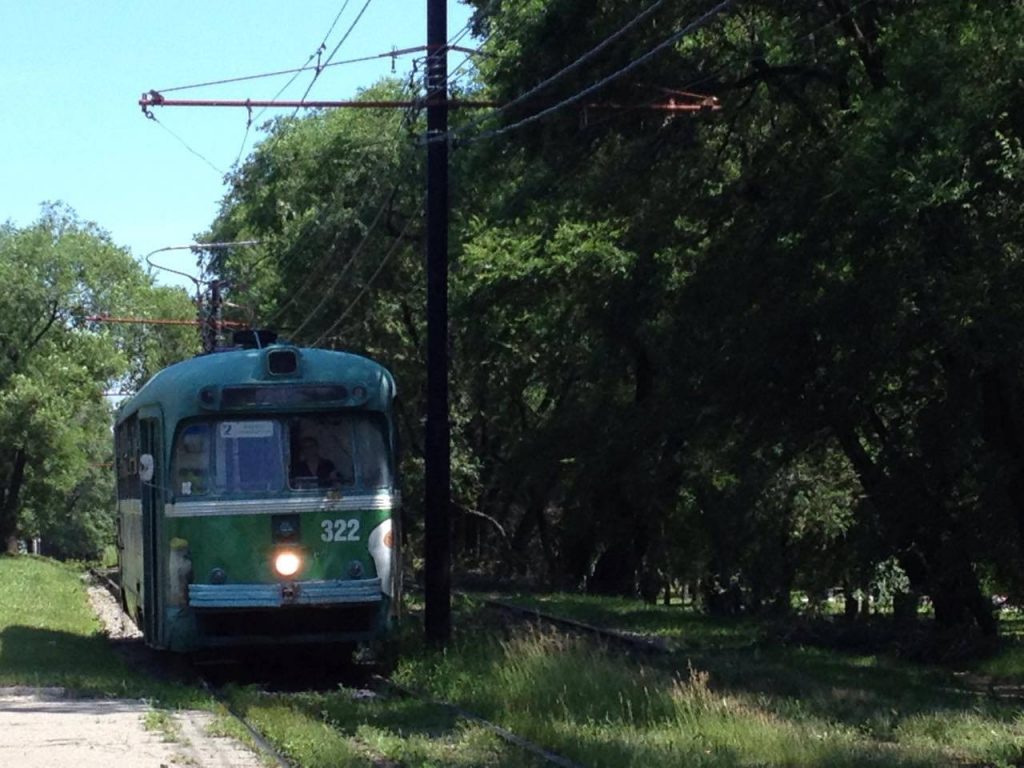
[0,554,205,705]
[221,685,549,768]
[484,591,761,650]
[388,594,1024,768]
[8,554,1024,766]
[143,709,182,742]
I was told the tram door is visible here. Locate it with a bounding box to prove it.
[139,413,163,645]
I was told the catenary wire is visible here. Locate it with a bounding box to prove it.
[571,0,881,136]
[284,195,392,340]
[146,114,226,176]
[252,0,355,131]
[262,80,420,327]
[442,0,734,146]
[294,0,377,114]
[310,212,418,348]
[437,0,667,144]
[450,0,877,146]
[155,47,428,95]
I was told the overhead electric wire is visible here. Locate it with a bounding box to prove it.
[441,0,733,146]
[437,0,668,145]
[262,110,416,326]
[294,0,377,114]
[310,213,418,348]
[670,0,880,95]
[573,0,881,136]
[275,191,393,338]
[264,186,390,326]
[459,0,876,145]
[255,63,423,330]
[155,47,429,95]
[146,113,226,175]
[261,0,353,122]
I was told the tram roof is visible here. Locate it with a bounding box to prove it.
[116,346,394,427]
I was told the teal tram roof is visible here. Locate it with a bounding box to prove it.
[116,346,395,429]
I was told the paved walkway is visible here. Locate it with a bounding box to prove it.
[0,687,263,768]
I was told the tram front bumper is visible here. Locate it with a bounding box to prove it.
[188,578,383,609]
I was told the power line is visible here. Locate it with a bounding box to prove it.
[144,113,225,176]
[254,0,353,127]
[232,69,422,333]
[440,0,667,144]
[282,192,393,339]
[226,0,362,168]
[261,73,421,322]
[295,0,377,113]
[320,0,355,52]
[439,0,734,146]
[670,0,880,95]
[155,49,424,95]
[310,213,418,347]
[459,0,876,145]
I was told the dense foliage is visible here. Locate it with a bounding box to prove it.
[0,206,197,558]
[207,1,1024,637]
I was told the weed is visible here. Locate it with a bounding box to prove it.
[143,709,182,742]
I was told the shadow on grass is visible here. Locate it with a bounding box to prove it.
[500,592,760,649]
[0,625,205,707]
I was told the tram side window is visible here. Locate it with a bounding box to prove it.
[174,424,210,496]
[353,416,390,487]
[115,417,140,500]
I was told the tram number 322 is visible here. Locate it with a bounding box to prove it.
[321,519,361,542]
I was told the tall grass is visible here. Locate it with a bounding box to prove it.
[396,622,1024,767]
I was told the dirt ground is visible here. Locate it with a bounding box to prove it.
[0,585,266,768]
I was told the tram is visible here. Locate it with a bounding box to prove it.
[114,332,400,652]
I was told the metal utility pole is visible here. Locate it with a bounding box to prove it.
[202,279,224,353]
[424,0,451,646]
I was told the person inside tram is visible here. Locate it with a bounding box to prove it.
[290,436,350,487]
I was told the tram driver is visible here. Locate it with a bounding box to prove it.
[290,436,351,488]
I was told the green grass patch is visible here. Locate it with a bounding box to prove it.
[0,554,205,705]
[390,597,1024,767]
[222,685,547,768]
[143,709,182,742]
[483,591,760,650]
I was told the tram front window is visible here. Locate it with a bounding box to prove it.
[174,420,286,496]
[286,414,391,490]
[172,414,391,497]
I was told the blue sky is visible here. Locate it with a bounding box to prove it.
[0,1,473,288]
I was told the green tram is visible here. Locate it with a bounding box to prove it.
[114,337,400,652]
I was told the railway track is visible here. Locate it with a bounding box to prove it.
[464,591,672,656]
[89,568,588,768]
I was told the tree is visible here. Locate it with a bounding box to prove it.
[0,205,197,556]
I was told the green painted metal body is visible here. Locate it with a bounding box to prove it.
[114,345,400,652]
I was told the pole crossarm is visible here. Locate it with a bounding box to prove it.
[140,91,498,112]
[85,315,247,328]
[139,91,719,114]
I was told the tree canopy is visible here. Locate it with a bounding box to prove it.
[0,206,197,557]
[206,0,1024,638]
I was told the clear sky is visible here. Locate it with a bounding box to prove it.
[0,0,473,288]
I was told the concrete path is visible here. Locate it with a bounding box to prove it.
[0,687,263,768]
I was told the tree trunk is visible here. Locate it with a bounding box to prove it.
[0,448,27,549]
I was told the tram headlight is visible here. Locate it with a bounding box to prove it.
[274,550,302,577]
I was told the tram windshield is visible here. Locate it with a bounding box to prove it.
[172,413,391,497]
